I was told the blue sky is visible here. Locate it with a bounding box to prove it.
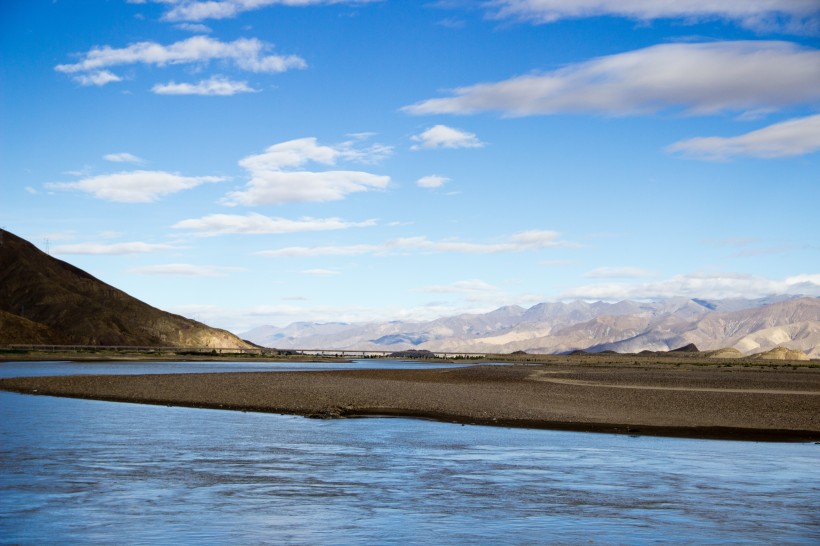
[2,0,819,333]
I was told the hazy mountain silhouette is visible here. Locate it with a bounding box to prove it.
[244,296,819,358]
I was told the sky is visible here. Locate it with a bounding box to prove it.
[1,0,819,334]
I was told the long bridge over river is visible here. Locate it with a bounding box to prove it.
[5,344,491,359]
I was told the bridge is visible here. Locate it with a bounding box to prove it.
[4,344,490,359]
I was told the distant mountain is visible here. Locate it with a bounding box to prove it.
[0,229,254,349]
[243,296,820,358]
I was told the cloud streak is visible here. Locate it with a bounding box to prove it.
[257,230,574,257]
[403,41,820,117]
[152,75,259,95]
[173,212,377,235]
[583,266,656,279]
[159,0,380,22]
[46,170,226,203]
[485,0,820,34]
[53,242,176,255]
[562,273,820,300]
[415,279,499,294]
[103,152,146,164]
[667,114,820,160]
[56,35,306,86]
[131,263,245,276]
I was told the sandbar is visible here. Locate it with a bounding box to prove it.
[2,363,819,441]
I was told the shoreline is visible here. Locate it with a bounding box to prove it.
[2,349,817,366]
[2,363,819,442]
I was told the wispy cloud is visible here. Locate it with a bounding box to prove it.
[56,35,306,87]
[223,137,391,206]
[53,241,176,255]
[72,70,122,86]
[667,114,820,160]
[46,170,226,203]
[152,75,259,95]
[173,212,376,236]
[404,41,820,117]
[131,263,245,276]
[485,0,820,35]
[410,125,485,150]
[416,175,449,188]
[583,266,656,279]
[104,152,145,164]
[415,279,498,294]
[158,0,381,22]
[562,272,820,300]
[257,230,574,257]
[174,22,213,33]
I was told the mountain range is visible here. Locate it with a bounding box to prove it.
[2,227,816,358]
[243,296,820,358]
[0,229,253,349]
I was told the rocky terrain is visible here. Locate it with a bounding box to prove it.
[244,296,820,358]
[0,229,254,349]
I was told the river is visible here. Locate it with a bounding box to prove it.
[1,361,818,544]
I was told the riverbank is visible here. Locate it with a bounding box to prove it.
[0,350,353,363]
[2,362,818,441]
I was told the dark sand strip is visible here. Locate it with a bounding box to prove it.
[2,364,819,441]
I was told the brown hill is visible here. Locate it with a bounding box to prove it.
[750,346,809,361]
[0,229,253,349]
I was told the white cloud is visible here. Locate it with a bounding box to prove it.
[257,229,574,257]
[131,263,245,276]
[410,125,485,150]
[173,212,376,235]
[56,36,306,86]
[667,114,820,160]
[63,166,94,177]
[152,75,259,95]
[223,137,391,205]
[52,242,176,255]
[417,175,449,188]
[583,266,656,279]
[562,272,820,300]
[46,170,226,203]
[485,0,820,35]
[175,22,213,33]
[159,0,380,22]
[403,41,820,117]
[72,70,123,86]
[103,152,145,164]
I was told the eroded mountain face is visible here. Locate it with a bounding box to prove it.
[0,229,253,349]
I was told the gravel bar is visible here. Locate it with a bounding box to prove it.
[2,363,819,442]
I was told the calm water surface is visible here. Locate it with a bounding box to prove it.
[0,358,475,378]
[1,361,818,544]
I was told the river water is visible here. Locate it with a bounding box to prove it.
[1,361,818,544]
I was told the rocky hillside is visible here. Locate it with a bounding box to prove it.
[0,229,254,349]
[244,296,820,357]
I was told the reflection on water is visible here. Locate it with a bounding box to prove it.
[1,363,818,544]
[0,358,475,379]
